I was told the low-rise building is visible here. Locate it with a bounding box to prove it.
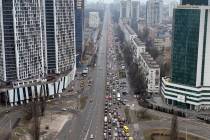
[138,52,160,93]
[119,21,160,94]
[154,38,165,51]
[131,38,146,62]
[89,12,100,28]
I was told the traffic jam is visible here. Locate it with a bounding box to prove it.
[103,27,133,140]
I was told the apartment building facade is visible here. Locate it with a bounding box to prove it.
[0,0,76,106]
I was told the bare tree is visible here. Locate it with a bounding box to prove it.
[170,112,178,140]
[32,101,40,140]
[24,99,46,140]
[40,97,46,116]
[121,42,147,98]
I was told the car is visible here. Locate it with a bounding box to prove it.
[125,133,130,137]
[104,133,107,139]
[108,119,111,124]
[104,128,107,133]
[61,108,67,111]
[113,101,116,105]
[108,130,112,135]
[105,96,109,99]
[108,134,112,139]
[104,116,108,123]
[114,132,118,137]
[122,92,128,95]
[90,134,94,139]
[129,137,134,140]
[105,102,108,106]
[121,101,126,105]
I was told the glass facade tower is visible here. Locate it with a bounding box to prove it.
[171,9,201,86]
[181,0,209,5]
[161,5,210,110]
[74,0,84,67]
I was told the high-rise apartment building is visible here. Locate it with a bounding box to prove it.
[0,0,45,83]
[45,0,76,74]
[126,0,131,18]
[146,0,163,26]
[130,0,140,30]
[120,0,140,29]
[0,0,76,106]
[131,0,140,19]
[74,0,84,66]
[169,1,178,17]
[181,0,210,5]
[120,0,127,18]
[161,5,210,110]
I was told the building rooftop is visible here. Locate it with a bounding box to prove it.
[141,52,159,69]
[133,37,145,47]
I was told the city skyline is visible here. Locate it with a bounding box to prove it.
[0,0,210,139]
[88,0,180,4]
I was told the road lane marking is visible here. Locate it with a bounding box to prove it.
[84,118,93,140]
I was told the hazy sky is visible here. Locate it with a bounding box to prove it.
[88,0,179,4]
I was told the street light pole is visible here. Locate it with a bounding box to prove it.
[185,127,188,140]
[5,92,8,109]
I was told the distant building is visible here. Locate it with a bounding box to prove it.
[146,0,163,26]
[138,52,160,93]
[75,0,85,66]
[181,0,210,5]
[120,0,127,18]
[154,38,165,51]
[131,0,140,19]
[137,18,146,32]
[126,0,131,18]
[89,12,100,28]
[130,0,140,30]
[169,1,178,17]
[161,5,210,110]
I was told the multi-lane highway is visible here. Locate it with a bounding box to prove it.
[59,7,110,140]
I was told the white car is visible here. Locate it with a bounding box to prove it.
[114,132,118,137]
[90,134,94,139]
[61,108,67,111]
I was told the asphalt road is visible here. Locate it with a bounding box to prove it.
[57,7,110,140]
